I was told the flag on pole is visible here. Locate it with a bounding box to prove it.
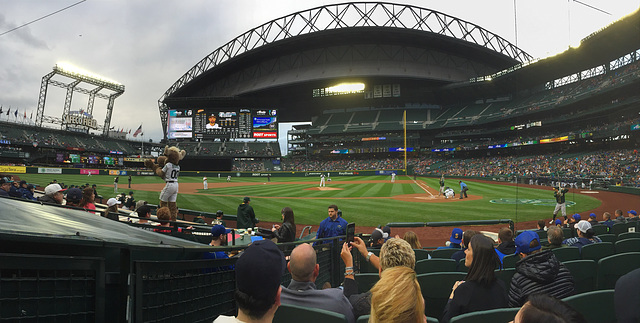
[14,109,18,118]
[133,125,142,137]
[30,112,33,119]
[23,111,26,119]
[0,106,3,114]
[6,108,10,116]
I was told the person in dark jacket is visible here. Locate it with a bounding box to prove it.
[508,231,575,307]
[236,196,258,229]
[21,184,37,201]
[442,234,508,323]
[38,183,66,205]
[495,227,516,264]
[272,206,296,243]
[8,181,22,198]
[0,178,11,197]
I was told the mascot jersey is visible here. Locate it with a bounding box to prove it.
[162,162,180,182]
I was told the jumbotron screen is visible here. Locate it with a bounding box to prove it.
[167,108,277,140]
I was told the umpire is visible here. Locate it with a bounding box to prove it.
[459,181,469,199]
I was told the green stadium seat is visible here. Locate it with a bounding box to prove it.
[580,242,614,262]
[612,222,634,235]
[535,229,547,240]
[562,289,615,323]
[354,273,379,293]
[356,315,369,323]
[494,268,516,293]
[591,224,609,235]
[417,272,466,320]
[562,260,597,294]
[598,234,616,243]
[415,259,457,274]
[616,231,640,241]
[562,227,574,239]
[414,249,431,261]
[614,238,640,253]
[273,304,348,323]
[458,259,468,272]
[597,252,640,290]
[449,307,520,323]
[551,246,580,262]
[501,254,519,269]
[430,248,459,259]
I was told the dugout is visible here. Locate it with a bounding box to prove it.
[0,196,344,322]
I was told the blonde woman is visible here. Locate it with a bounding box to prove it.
[403,231,422,249]
[369,266,426,323]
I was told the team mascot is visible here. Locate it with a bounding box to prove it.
[145,146,186,221]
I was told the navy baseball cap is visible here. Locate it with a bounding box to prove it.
[243,196,251,202]
[450,228,463,244]
[65,188,83,203]
[211,225,231,236]
[515,231,541,254]
[235,240,285,300]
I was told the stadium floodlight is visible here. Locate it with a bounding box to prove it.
[326,82,365,95]
[55,62,122,88]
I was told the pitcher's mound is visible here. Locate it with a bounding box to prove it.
[305,187,344,191]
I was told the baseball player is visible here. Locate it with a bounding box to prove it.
[203,176,208,190]
[227,175,231,182]
[439,175,445,196]
[444,186,455,199]
[391,172,396,183]
[551,185,570,224]
[113,176,119,193]
[319,174,326,187]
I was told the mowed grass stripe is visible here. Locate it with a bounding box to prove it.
[9,173,602,226]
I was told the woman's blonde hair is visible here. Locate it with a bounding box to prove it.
[402,231,422,249]
[370,266,425,323]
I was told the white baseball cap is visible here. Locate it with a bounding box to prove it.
[107,198,122,207]
[575,220,592,233]
[44,183,66,196]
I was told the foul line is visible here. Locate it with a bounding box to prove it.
[410,177,434,197]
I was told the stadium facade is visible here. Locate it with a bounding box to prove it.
[158,2,640,177]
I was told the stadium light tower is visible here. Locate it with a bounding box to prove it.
[35,63,125,136]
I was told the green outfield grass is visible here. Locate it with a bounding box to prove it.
[12,173,601,227]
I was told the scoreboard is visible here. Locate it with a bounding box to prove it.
[167,108,278,140]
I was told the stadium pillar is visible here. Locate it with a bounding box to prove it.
[103,92,123,136]
[62,80,82,131]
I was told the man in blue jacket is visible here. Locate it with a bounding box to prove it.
[314,204,348,246]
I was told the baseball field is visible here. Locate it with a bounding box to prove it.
[15,173,605,228]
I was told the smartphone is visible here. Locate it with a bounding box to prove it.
[346,222,355,244]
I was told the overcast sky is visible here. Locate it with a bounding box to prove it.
[1,0,638,153]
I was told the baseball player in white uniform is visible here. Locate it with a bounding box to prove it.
[444,187,455,199]
[203,176,208,190]
[391,172,396,183]
[227,175,231,182]
[319,174,326,187]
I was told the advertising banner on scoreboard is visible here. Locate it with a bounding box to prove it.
[80,169,100,175]
[38,167,62,174]
[0,166,26,173]
[108,170,128,176]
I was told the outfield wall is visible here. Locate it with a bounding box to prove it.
[0,166,406,177]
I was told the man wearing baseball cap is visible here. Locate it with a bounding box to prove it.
[236,197,258,229]
[203,225,234,272]
[38,183,66,205]
[437,228,463,249]
[0,178,10,197]
[213,240,285,323]
[627,210,638,221]
[508,231,575,307]
[562,220,602,251]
